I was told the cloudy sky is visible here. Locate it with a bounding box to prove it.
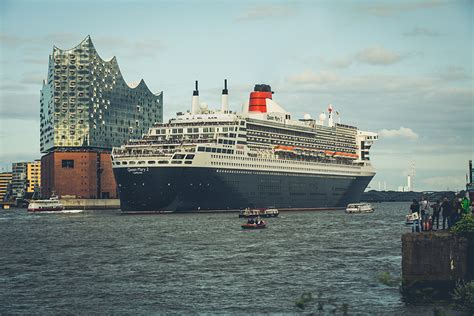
[0,0,472,191]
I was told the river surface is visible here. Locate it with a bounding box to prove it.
[0,202,456,314]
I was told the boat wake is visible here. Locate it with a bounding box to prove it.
[38,210,84,214]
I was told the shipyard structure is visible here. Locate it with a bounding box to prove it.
[40,36,163,199]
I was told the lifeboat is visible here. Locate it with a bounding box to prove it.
[334,152,359,159]
[274,145,296,152]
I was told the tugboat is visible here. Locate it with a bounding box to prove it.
[238,207,279,218]
[241,217,267,229]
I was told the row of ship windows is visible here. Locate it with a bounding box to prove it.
[247,128,353,142]
[248,125,356,138]
[209,154,359,169]
[247,133,356,151]
[248,123,353,140]
[209,161,360,175]
[114,153,195,166]
[114,160,193,166]
[154,126,240,135]
[215,169,355,179]
[247,138,356,153]
[197,147,234,154]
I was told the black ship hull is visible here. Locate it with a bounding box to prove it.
[113,166,373,212]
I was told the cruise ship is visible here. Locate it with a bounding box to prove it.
[111,81,378,212]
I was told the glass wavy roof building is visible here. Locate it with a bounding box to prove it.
[40,36,163,153]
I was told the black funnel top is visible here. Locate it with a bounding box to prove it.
[193,80,199,96]
[222,79,228,95]
[254,84,272,93]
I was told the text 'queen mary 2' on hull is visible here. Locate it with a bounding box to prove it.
[112,81,378,213]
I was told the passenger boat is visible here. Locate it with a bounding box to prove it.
[345,203,374,213]
[27,198,64,212]
[241,221,267,229]
[238,207,279,218]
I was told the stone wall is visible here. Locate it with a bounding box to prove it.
[41,150,117,199]
[401,232,474,301]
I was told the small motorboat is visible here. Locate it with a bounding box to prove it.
[345,203,374,214]
[238,208,279,218]
[241,220,267,229]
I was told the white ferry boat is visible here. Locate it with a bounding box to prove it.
[27,198,64,212]
[345,203,375,213]
[239,208,279,218]
[112,81,378,213]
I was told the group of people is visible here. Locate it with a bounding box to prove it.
[410,195,471,231]
[247,217,265,225]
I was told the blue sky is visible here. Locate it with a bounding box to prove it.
[0,0,472,191]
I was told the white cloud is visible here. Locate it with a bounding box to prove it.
[436,65,471,81]
[286,70,338,85]
[359,0,443,17]
[0,33,23,47]
[44,33,78,46]
[236,5,297,21]
[0,83,25,91]
[92,36,164,59]
[327,58,353,69]
[355,46,402,65]
[0,92,39,120]
[378,127,419,140]
[22,58,47,65]
[21,72,45,85]
[318,46,404,69]
[421,176,466,191]
[403,26,439,37]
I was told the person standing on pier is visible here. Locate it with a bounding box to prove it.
[420,197,430,231]
[451,197,462,227]
[410,199,420,216]
[420,196,429,217]
[430,200,441,230]
[461,196,470,215]
[441,197,452,230]
[409,199,421,232]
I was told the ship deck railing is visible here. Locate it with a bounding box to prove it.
[155,120,239,128]
[127,138,217,146]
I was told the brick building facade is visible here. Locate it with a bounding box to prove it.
[41,151,117,199]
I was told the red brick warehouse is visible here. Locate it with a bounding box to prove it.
[41,150,117,198]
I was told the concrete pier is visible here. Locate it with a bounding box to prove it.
[401,232,474,301]
[60,198,120,210]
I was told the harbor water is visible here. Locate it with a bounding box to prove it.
[0,202,453,314]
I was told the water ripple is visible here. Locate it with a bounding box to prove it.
[0,203,445,314]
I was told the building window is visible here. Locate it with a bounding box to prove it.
[62,160,74,168]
